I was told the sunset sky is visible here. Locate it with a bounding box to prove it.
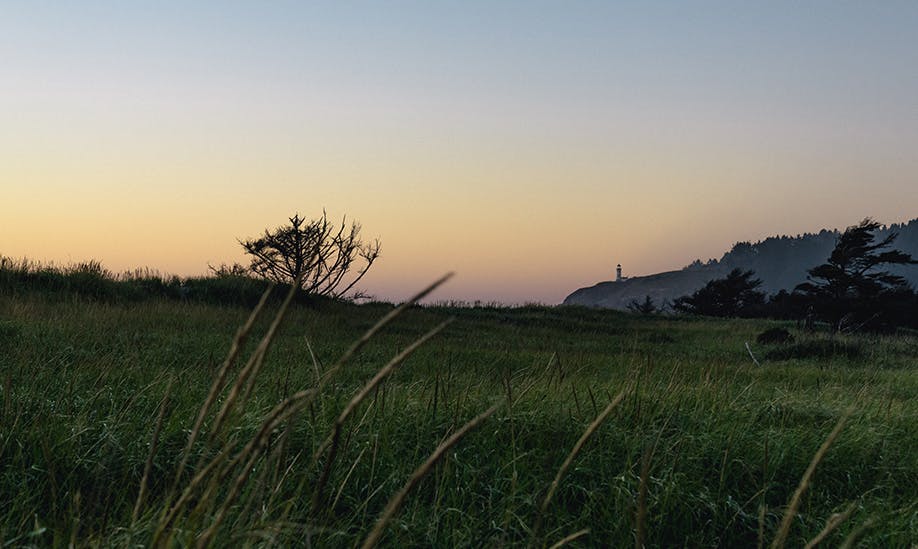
[3,2,917,303]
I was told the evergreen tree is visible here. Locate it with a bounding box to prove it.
[795,218,917,331]
[672,269,765,317]
[626,295,657,314]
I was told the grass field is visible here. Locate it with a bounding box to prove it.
[0,280,916,547]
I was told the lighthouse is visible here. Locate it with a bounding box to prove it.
[616,264,622,282]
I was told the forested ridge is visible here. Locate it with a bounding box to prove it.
[565,218,918,311]
[686,218,918,293]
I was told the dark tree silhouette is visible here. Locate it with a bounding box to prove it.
[672,268,765,317]
[795,218,916,331]
[626,295,657,314]
[240,212,380,298]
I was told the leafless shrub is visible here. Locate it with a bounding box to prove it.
[240,211,380,298]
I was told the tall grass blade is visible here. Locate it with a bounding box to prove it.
[170,284,273,492]
[770,408,852,549]
[635,444,651,549]
[321,273,454,383]
[195,390,317,548]
[548,528,590,549]
[803,501,857,548]
[531,385,628,545]
[837,516,875,549]
[133,377,173,524]
[360,403,500,549]
[541,386,628,514]
[312,319,454,508]
[209,276,301,439]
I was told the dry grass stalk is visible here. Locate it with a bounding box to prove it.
[635,445,651,549]
[770,408,852,549]
[132,377,174,524]
[633,411,673,549]
[540,386,628,515]
[332,446,368,510]
[803,501,857,548]
[314,319,454,462]
[312,319,454,508]
[316,273,454,388]
[209,276,302,439]
[528,385,628,547]
[157,274,452,546]
[510,353,556,407]
[304,335,322,385]
[837,516,875,549]
[745,341,761,366]
[301,272,455,476]
[151,448,233,548]
[188,389,319,521]
[757,504,766,549]
[263,450,304,519]
[68,491,81,548]
[237,344,271,410]
[195,390,316,548]
[360,403,500,549]
[153,392,316,545]
[548,528,590,549]
[2,374,11,424]
[157,280,295,540]
[170,285,273,491]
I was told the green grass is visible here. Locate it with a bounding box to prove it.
[0,286,915,547]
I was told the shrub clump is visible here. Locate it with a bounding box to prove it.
[764,339,863,361]
[756,327,794,345]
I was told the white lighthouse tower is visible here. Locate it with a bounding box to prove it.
[616,263,623,282]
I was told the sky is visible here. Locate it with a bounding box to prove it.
[2,2,917,304]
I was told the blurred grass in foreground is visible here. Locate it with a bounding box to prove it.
[0,269,915,547]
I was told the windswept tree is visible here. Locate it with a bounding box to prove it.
[240,212,380,299]
[672,268,765,317]
[795,218,916,331]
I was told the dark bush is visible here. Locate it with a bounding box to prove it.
[764,339,862,361]
[756,327,794,345]
[644,332,676,344]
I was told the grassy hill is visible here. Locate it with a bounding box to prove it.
[0,282,916,546]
